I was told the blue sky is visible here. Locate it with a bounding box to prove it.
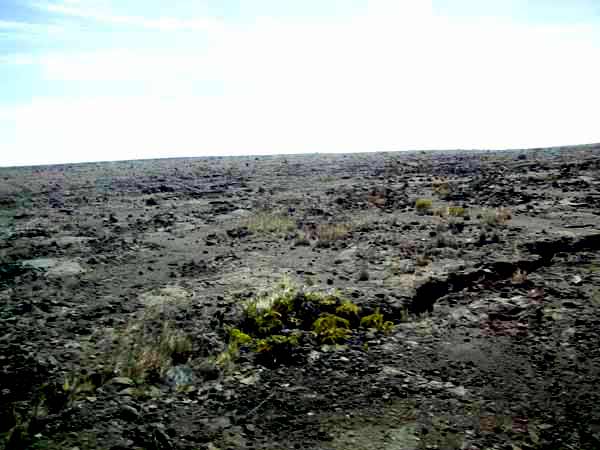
[1,0,600,166]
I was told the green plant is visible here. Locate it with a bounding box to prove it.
[255,333,300,353]
[415,198,432,213]
[216,327,254,367]
[360,308,394,333]
[229,328,252,345]
[313,313,351,344]
[336,301,361,317]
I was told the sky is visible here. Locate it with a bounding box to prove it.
[1,0,600,166]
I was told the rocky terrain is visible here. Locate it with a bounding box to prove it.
[1,145,600,450]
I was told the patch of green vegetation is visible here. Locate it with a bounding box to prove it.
[224,278,398,366]
[255,332,302,364]
[361,308,394,334]
[336,301,361,317]
[217,327,255,368]
[415,198,432,213]
[244,211,296,234]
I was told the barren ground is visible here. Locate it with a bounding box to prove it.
[1,145,600,450]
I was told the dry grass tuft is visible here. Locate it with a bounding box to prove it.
[245,211,296,234]
[111,311,192,382]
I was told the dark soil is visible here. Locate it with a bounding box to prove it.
[1,144,600,450]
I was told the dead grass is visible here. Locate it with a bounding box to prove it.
[111,312,192,382]
[315,223,351,241]
[244,211,296,234]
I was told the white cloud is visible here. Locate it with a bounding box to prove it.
[2,0,600,165]
[0,19,66,34]
[31,0,226,33]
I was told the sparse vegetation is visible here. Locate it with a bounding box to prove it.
[3,149,599,450]
[110,313,192,383]
[415,198,433,214]
[336,300,361,318]
[218,278,394,364]
[245,211,297,234]
[314,223,352,242]
[448,206,466,217]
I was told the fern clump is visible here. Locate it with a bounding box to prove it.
[360,308,394,334]
[217,327,254,368]
[336,301,361,317]
[230,277,402,365]
[313,313,351,344]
